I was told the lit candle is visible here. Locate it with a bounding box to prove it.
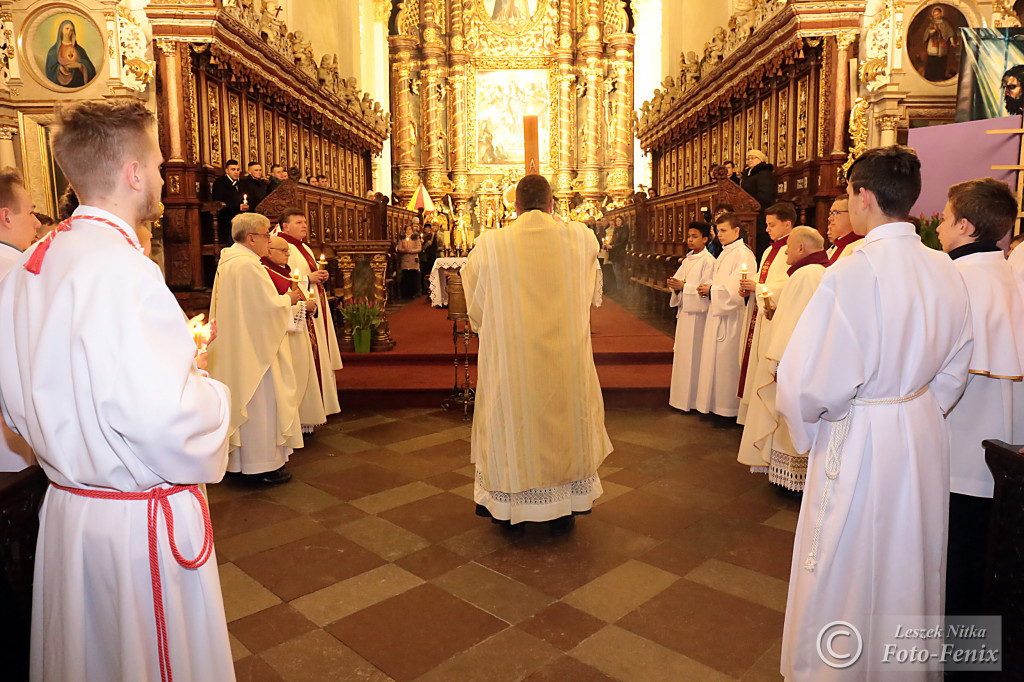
[242,193,248,206]
[290,268,300,284]
[318,253,327,269]
[187,313,211,353]
[761,284,770,299]
[740,263,749,278]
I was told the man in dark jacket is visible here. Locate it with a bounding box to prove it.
[240,162,271,209]
[740,150,777,256]
[211,159,248,244]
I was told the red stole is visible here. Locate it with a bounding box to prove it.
[827,232,860,266]
[787,249,830,276]
[278,233,325,393]
[261,257,293,295]
[737,236,788,398]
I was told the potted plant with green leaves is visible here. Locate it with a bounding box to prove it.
[339,297,382,353]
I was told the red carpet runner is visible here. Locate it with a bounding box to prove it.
[335,298,673,409]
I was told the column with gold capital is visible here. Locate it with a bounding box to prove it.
[878,114,901,146]
[832,33,857,156]
[419,0,447,198]
[389,41,419,203]
[605,35,635,200]
[554,19,576,215]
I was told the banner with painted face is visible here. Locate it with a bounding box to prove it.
[956,28,1024,121]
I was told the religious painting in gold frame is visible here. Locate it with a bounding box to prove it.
[20,4,104,93]
[467,58,557,174]
[476,0,544,37]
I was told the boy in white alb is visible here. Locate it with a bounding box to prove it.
[695,213,756,418]
[0,99,235,682]
[668,222,716,411]
[937,178,1024,618]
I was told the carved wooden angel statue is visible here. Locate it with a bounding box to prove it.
[709,26,727,61]
[683,51,701,86]
[259,0,282,37]
[318,54,334,85]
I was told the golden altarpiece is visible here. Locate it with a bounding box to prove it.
[388,0,635,228]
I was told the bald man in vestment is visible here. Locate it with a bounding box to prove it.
[262,234,328,433]
[463,175,612,533]
[736,227,828,491]
[209,213,304,486]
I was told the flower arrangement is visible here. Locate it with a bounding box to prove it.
[339,298,382,329]
[916,213,942,251]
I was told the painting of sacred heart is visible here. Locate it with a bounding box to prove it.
[476,69,550,167]
[24,7,103,91]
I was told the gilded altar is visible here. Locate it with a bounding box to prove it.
[388,0,635,228]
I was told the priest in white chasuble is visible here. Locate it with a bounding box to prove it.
[737,202,793,425]
[736,227,828,491]
[936,179,1024,618]
[209,213,304,485]
[0,100,236,682]
[695,213,756,418]
[668,222,716,412]
[277,209,342,417]
[462,175,612,530]
[824,195,863,265]
[0,168,40,472]
[776,147,972,681]
[263,235,328,433]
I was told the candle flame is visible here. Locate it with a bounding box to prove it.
[187,313,212,351]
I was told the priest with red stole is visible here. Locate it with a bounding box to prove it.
[277,209,343,418]
[209,213,305,486]
[936,178,1024,619]
[736,202,793,425]
[263,234,328,433]
[0,99,236,681]
[824,195,863,265]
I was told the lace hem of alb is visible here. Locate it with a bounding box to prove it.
[475,469,599,506]
[768,448,807,492]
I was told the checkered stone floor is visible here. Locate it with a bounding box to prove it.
[210,405,801,681]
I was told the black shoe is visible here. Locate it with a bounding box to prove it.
[475,503,493,518]
[246,468,292,487]
[548,515,576,536]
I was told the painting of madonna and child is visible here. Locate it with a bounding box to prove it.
[484,0,539,24]
[28,11,101,90]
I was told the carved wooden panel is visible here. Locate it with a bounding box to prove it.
[777,86,789,169]
[228,92,242,162]
[207,81,223,167]
[290,122,300,169]
[313,135,321,178]
[264,108,275,169]
[760,96,770,159]
[246,99,259,166]
[797,75,809,161]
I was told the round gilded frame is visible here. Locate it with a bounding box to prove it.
[19,3,105,93]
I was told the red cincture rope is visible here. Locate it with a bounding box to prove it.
[25,215,143,275]
[50,483,215,682]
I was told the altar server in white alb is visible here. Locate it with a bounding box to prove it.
[463,175,612,532]
[737,202,793,425]
[668,221,716,411]
[278,209,342,421]
[776,147,972,681]
[0,99,236,681]
[0,168,40,472]
[936,178,1024,618]
[695,212,756,418]
[736,227,828,491]
[209,212,305,486]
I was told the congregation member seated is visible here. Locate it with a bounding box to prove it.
[936,178,1024,619]
[208,212,304,487]
[737,226,828,493]
[667,222,715,413]
[268,163,288,191]
[316,174,328,188]
[695,212,755,421]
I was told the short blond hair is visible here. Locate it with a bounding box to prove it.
[51,99,155,201]
[789,225,825,251]
[231,212,270,243]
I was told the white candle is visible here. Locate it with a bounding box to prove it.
[740,263,749,278]
[318,253,327,269]
[761,284,769,298]
[242,193,248,205]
